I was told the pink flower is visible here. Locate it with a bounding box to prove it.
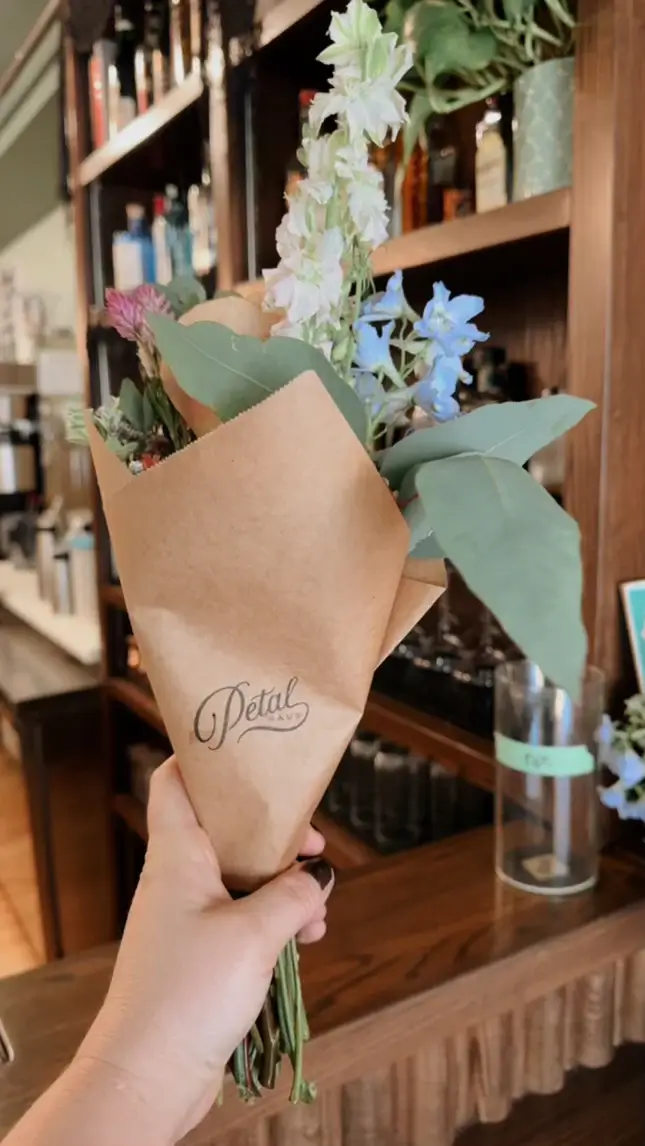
[105,285,173,343]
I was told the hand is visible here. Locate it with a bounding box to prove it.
[76,759,334,1142]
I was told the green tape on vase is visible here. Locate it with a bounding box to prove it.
[494,732,594,778]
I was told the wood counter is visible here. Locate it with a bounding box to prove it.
[1,828,645,1145]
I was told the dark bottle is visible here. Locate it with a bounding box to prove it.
[285,90,318,200]
[110,2,137,132]
[135,0,167,112]
[426,116,458,224]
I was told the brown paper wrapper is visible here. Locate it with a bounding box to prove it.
[89,371,444,887]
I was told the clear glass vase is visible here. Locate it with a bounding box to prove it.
[494,661,604,896]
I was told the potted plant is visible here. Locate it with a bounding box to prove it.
[375,0,576,200]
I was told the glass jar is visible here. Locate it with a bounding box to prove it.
[374,743,426,850]
[348,733,379,833]
[494,661,604,896]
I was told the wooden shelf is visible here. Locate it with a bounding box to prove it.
[234,189,571,303]
[76,74,203,187]
[257,0,326,48]
[100,583,126,610]
[112,793,147,840]
[362,692,494,793]
[372,189,571,279]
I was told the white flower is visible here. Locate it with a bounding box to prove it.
[311,0,412,145]
[264,227,345,324]
[336,141,389,247]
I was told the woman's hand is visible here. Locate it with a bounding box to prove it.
[5,759,333,1146]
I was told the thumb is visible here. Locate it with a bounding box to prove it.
[239,859,334,960]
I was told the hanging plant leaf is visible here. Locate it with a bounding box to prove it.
[415,454,586,696]
[148,315,368,443]
[142,390,156,434]
[404,90,432,162]
[380,395,594,490]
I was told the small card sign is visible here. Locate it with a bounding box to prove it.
[621,580,645,691]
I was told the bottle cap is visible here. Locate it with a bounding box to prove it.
[299,90,318,109]
[153,195,166,216]
[126,203,145,220]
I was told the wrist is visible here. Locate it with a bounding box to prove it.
[65,1054,176,1146]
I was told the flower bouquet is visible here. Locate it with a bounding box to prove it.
[72,0,594,1104]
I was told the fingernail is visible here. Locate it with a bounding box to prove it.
[302,857,334,890]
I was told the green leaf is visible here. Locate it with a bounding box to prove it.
[416,455,586,695]
[380,395,595,491]
[119,378,144,431]
[142,390,156,434]
[406,1,497,81]
[148,315,368,443]
[384,0,418,35]
[158,275,207,317]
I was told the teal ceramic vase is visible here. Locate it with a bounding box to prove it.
[513,57,575,200]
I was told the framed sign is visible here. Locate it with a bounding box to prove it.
[620,580,645,690]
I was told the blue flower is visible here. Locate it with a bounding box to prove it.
[600,780,645,820]
[414,355,467,422]
[361,271,408,322]
[353,318,395,373]
[414,282,488,358]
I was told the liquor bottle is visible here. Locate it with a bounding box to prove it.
[108,2,137,135]
[426,116,458,224]
[152,195,172,284]
[135,0,167,112]
[188,145,217,276]
[165,185,193,276]
[113,204,155,290]
[285,90,318,200]
[169,0,201,87]
[88,39,116,148]
[475,97,510,213]
[370,139,399,237]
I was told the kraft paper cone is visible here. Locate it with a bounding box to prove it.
[90,372,444,886]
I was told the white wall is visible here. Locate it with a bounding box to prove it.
[0,203,78,363]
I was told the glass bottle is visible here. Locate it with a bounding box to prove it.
[494,661,604,896]
[285,90,318,200]
[475,97,509,214]
[188,144,217,277]
[169,0,201,86]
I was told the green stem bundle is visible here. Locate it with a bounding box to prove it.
[229,939,315,1104]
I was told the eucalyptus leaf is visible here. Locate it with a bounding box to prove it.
[158,275,207,317]
[142,390,156,434]
[415,454,586,696]
[407,0,496,81]
[148,314,368,443]
[119,378,144,431]
[106,437,139,460]
[380,395,595,491]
